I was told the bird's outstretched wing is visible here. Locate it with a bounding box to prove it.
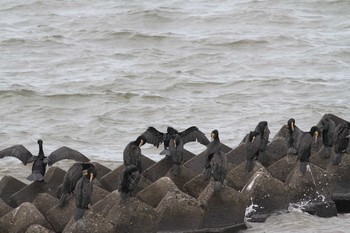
[0,145,33,165]
[178,126,210,146]
[44,146,90,166]
[141,126,165,148]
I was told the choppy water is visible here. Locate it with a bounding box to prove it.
[1,0,349,232]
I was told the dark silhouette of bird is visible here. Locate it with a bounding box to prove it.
[123,135,147,173]
[168,134,184,176]
[0,140,90,182]
[316,114,335,158]
[160,126,210,156]
[286,118,303,156]
[57,162,95,207]
[204,130,221,179]
[118,165,140,199]
[297,126,320,173]
[332,121,350,165]
[245,131,260,172]
[74,166,97,221]
[254,121,270,165]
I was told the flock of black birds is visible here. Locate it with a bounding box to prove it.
[0,115,350,221]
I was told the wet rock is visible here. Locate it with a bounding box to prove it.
[9,181,49,208]
[285,162,331,203]
[32,193,59,216]
[0,198,13,218]
[225,144,246,168]
[0,176,27,205]
[25,224,55,233]
[272,125,289,140]
[242,170,290,217]
[99,164,125,192]
[225,161,266,191]
[63,211,114,233]
[143,150,195,182]
[0,202,54,233]
[198,181,246,229]
[44,166,66,197]
[90,184,110,205]
[267,155,298,182]
[265,137,287,167]
[136,177,178,208]
[45,196,75,232]
[184,143,232,175]
[91,162,112,180]
[165,165,197,191]
[302,200,337,218]
[309,147,335,170]
[183,173,210,199]
[156,189,204,232]
[92,191,159,233]
[327,153,350,184]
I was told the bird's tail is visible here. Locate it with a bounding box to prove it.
[299,162,307,174]
[214,181,222,193]
[58,193,69,207]
[332,153,342,165]
[74,207,86,221]
[173,163,180,176]
[26,171,44,182]
[287,147,297,156]
[321,146,331,158]
[258,151,267,165]
[204,167,211,181]
[246,159,254,172]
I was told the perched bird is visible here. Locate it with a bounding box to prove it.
[161,126,210,156]
[168,134,184,176]
[204,130,221,180]
[297,126,320,173]
[316,115,336,158]
[245,131,260,172]
[123,135,147,173]
[74,167,97,221]
[0,140,90,182]
[254,121,270,165]
[118,165,140,198]
[211,150,228,192]
[58,162,95,207]
[286,118,303,156]
[332,121,350,165]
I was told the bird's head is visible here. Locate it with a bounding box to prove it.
[37,139,43,146]
[310,126,320,143]
[83,167,97,182]
[136,135,146,147]
[211,129,219,141]
[287,118,295,132]
[248,131,259,142]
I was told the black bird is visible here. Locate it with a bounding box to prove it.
[0,140,90,182]
[332,121,350,165]
[211,150,227,192]
[286,118,303,156]
[74,166,97,221]
[245,131,260,172]
[316,115,336,158]
[254,121,270,165]
[160,126,210,156]
[168,134,184,176]
[58,162,95,207]
[123,135,147,173]
[204,130,221,180]
[118,165,140,199]
[297,126,320,173]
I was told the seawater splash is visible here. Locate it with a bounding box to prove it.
[288,201,311,214]
[245,197,259,218]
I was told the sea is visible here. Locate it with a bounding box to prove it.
[0,0,349,232]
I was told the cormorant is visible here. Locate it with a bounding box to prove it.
[297,126,320,173]
[286,118,302,156]
[254,121,270,165]
[0,140,90,182]
[58,162,95,207]
[123,135,146,173]
[168,134,184,176]
[74,166,97,221]
[316,114,335,158]
[204,130,221,180]
[245,131,260,172]
[332,121,350,165]
[118,165,140,198]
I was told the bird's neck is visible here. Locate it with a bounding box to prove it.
[38,144,45,157]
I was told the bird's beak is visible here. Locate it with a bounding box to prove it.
[174,139,176,147]
[90,174,94,182]
[291,122,294,132]
[346,134,350,138]
[211,133,214,141]
[252,136,255,142]
[139,139,144,147]
[314,131,319,143]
